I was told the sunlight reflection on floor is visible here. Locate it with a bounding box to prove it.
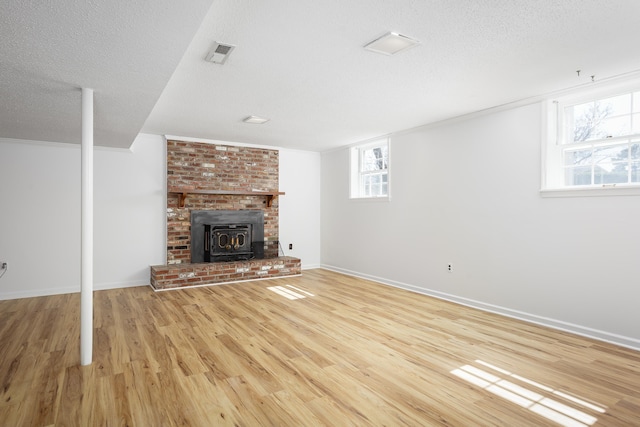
[451,360,606,427]
[267,284,315,300]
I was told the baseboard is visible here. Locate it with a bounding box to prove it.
[0,286,79,300]
[321,264,640,352]
[94,280,149,291]
[302,263,321,270]
[0,280,148,300]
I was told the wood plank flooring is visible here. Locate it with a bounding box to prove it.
[0,269,638,426]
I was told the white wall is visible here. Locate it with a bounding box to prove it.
[279,148,321,268]
[321,103,640,349]
[0,134,321,298]
[0,139,81,298]
[0,134,166,299]
[94,134,166,288]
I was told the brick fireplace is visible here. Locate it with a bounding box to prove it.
[150,139,301,290]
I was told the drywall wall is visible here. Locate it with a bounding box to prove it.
[321,103,640,349]
[0,134,166,298]
[93,134,166,289]
[0,135,321,298]
[279,148,321,268]
[0,138,81,297]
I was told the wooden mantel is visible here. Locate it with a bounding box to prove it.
[168,189,285,208]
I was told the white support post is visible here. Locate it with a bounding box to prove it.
[81,87,94,366]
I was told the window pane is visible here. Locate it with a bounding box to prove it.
[362,150,374,171]
[568,94,632,142]
[600,116,631,138]
[359,172,389,197]
[565,166,592,185]
[632,161,640,182]
[376,147,386,169]
[363,175,371,196]
[568,101,608,142]
[564,148,593,166]
[370,176,376,195]
[631,143,640,160]
[632,113,640,134]
[571,102,591,120]
[375,173,385,196]
[634,92,640,113]
[594,162,628,184]
[592,144,630,166]
[600,94,631,116]
[361,146,388,172]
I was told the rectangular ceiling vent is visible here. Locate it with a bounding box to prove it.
[205,42,236,65]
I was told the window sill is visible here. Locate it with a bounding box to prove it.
[540,185,640,198]
[349,196,391,202]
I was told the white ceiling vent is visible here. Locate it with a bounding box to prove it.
[205,42,236,64]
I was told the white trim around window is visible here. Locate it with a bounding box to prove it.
[541,78,640,197]
[350,138,390,200]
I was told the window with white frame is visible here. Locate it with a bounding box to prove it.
[544,82,640,194]
[350,138,390,199]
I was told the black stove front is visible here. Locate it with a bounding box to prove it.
[204,224,253,262]
[191,210,265,263]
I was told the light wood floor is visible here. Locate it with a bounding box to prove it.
[0,269,638,426]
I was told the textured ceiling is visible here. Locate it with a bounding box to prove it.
[142,0,640,151]
[3,1,640,151]
[0,0,213,148]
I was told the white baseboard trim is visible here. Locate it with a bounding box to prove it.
[302,263,321,270]
[94,280,148,291]
[0,280,148,300]
[321,264,640,352]
[0,286,79,300]
[0,270,312,299]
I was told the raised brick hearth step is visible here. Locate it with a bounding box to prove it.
[150,256,301,290]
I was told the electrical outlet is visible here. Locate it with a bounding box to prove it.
[448,264,452,273]
[0,262,7,270]
[289,243,293,250]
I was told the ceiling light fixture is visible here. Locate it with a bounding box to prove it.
[243,115,270,124]
[364,32,420,55]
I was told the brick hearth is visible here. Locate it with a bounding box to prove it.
[150,256,301,290]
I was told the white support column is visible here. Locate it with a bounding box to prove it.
[81,87,94,366]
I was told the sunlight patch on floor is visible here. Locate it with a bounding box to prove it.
[451,359,605,427]
[267,285,314,300]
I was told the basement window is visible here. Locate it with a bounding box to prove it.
[542,80,640,197]
[350,138,390,199]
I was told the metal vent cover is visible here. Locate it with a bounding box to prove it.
[214,44,232,55]
[205,42,236,64]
